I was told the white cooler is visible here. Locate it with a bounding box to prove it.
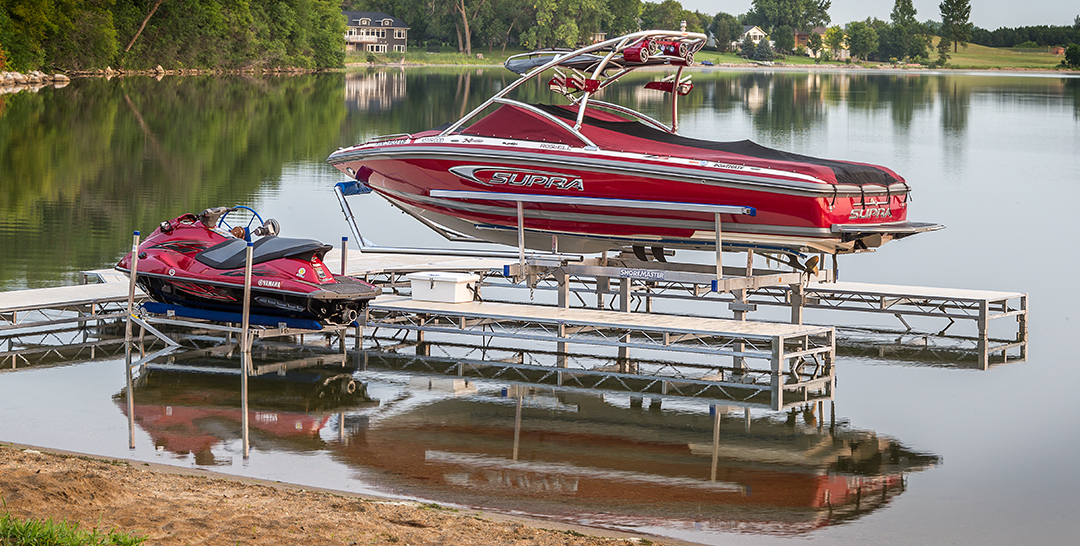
[406,271,479,303]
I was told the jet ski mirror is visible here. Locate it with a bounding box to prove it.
[198,206,236,229]
[252,218,280,238]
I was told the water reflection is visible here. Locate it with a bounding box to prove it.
[337,386,937,535]
[5,69,1079,291]
[0,74,349,289]
[116,348,938,536]
[345,69,407,112]
[118,357,376,465]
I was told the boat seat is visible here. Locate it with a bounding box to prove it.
[195,236,332,270]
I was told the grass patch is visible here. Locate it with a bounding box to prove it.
[931,38,1065,69]
[0,512,145,546]
[348,47,530,66]
[418,502,458,512]
[352,41,1070,71]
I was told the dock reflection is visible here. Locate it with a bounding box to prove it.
[116,356,376,465]
[335,385,938,535]
[116,349,939,536]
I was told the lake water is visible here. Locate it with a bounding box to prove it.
[2,67,1079,545]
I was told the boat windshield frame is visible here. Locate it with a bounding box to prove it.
[438,29,707,145]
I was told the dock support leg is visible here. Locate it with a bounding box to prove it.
[714,213,723,280]
[240,241,254,461]
[512,390,523,461]
[790,284,805,325]
[732,251,753,375]
[978,299,990,370]
[1018,294,1028,360]
[596,276,609,309]
[516,201,525,276]
[771,336,784,411]
[618,278,630,365]
[556,269,569,368]
[710,406,721,482]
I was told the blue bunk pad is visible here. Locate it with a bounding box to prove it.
[141,302,324,331]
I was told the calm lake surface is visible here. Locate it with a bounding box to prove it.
[2,67,1079,545]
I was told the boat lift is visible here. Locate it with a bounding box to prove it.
[334,182,1026,369]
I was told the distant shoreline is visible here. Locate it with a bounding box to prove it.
[5,61,1076,96]
[345,61,1080,76]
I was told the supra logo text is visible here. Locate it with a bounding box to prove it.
[450,166,584,191]
[849,207,893,220]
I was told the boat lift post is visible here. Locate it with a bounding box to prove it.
[240,236,254,460]
[124,230,140,450]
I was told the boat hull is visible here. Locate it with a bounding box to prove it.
[126,269,375,325]
[117,212,380,325]
[329,138,936,255]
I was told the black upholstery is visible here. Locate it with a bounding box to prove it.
[195,236,332,270]
[533,104,899,187]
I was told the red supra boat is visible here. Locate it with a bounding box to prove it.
[327,30,942,257]
[116,206,380,325]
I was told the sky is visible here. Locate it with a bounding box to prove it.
[675,1,1079,30]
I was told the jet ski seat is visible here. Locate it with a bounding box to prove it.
[195,237,332,270]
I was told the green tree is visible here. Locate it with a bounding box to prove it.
[640,0,683,31]
[0,0,57,71]
[774,24,794,53]
[823,24,843,53]
[47,0,119,70]
[891,0,916,26]
[1064,44,1079,67]
[489,0,534,52]
[523,0,609,48]
[807,30,822,56]
[310,0,346,67]
[939,0,971,53]
[745,0,831,34]
[681,9,706,32]
[936,33,950,64]
[846,20,877,61]
[739,34,755,57]
[752,36,774,60]
[709,12,740,52]
[453,0,492,55]
[606,0,641,36]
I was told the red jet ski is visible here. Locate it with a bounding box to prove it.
[116,206,380,325]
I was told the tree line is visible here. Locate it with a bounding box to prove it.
[0,0,347,73]
[2,0,1077,73]
[970,18,1080,49]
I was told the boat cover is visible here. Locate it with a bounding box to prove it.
[462,104,903,188]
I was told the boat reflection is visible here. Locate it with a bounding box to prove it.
[115,350,938,536]
[335,385,939,535]
[116,356,376,465]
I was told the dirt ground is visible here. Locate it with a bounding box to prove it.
[0,444,664,546]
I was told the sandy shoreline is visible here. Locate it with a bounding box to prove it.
[0,443,675,545]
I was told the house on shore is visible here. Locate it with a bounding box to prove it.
[342,11,409,54]
[794,27,826,51]
[732,25,767,50]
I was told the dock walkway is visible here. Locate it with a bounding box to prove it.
[366,295,835,410]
